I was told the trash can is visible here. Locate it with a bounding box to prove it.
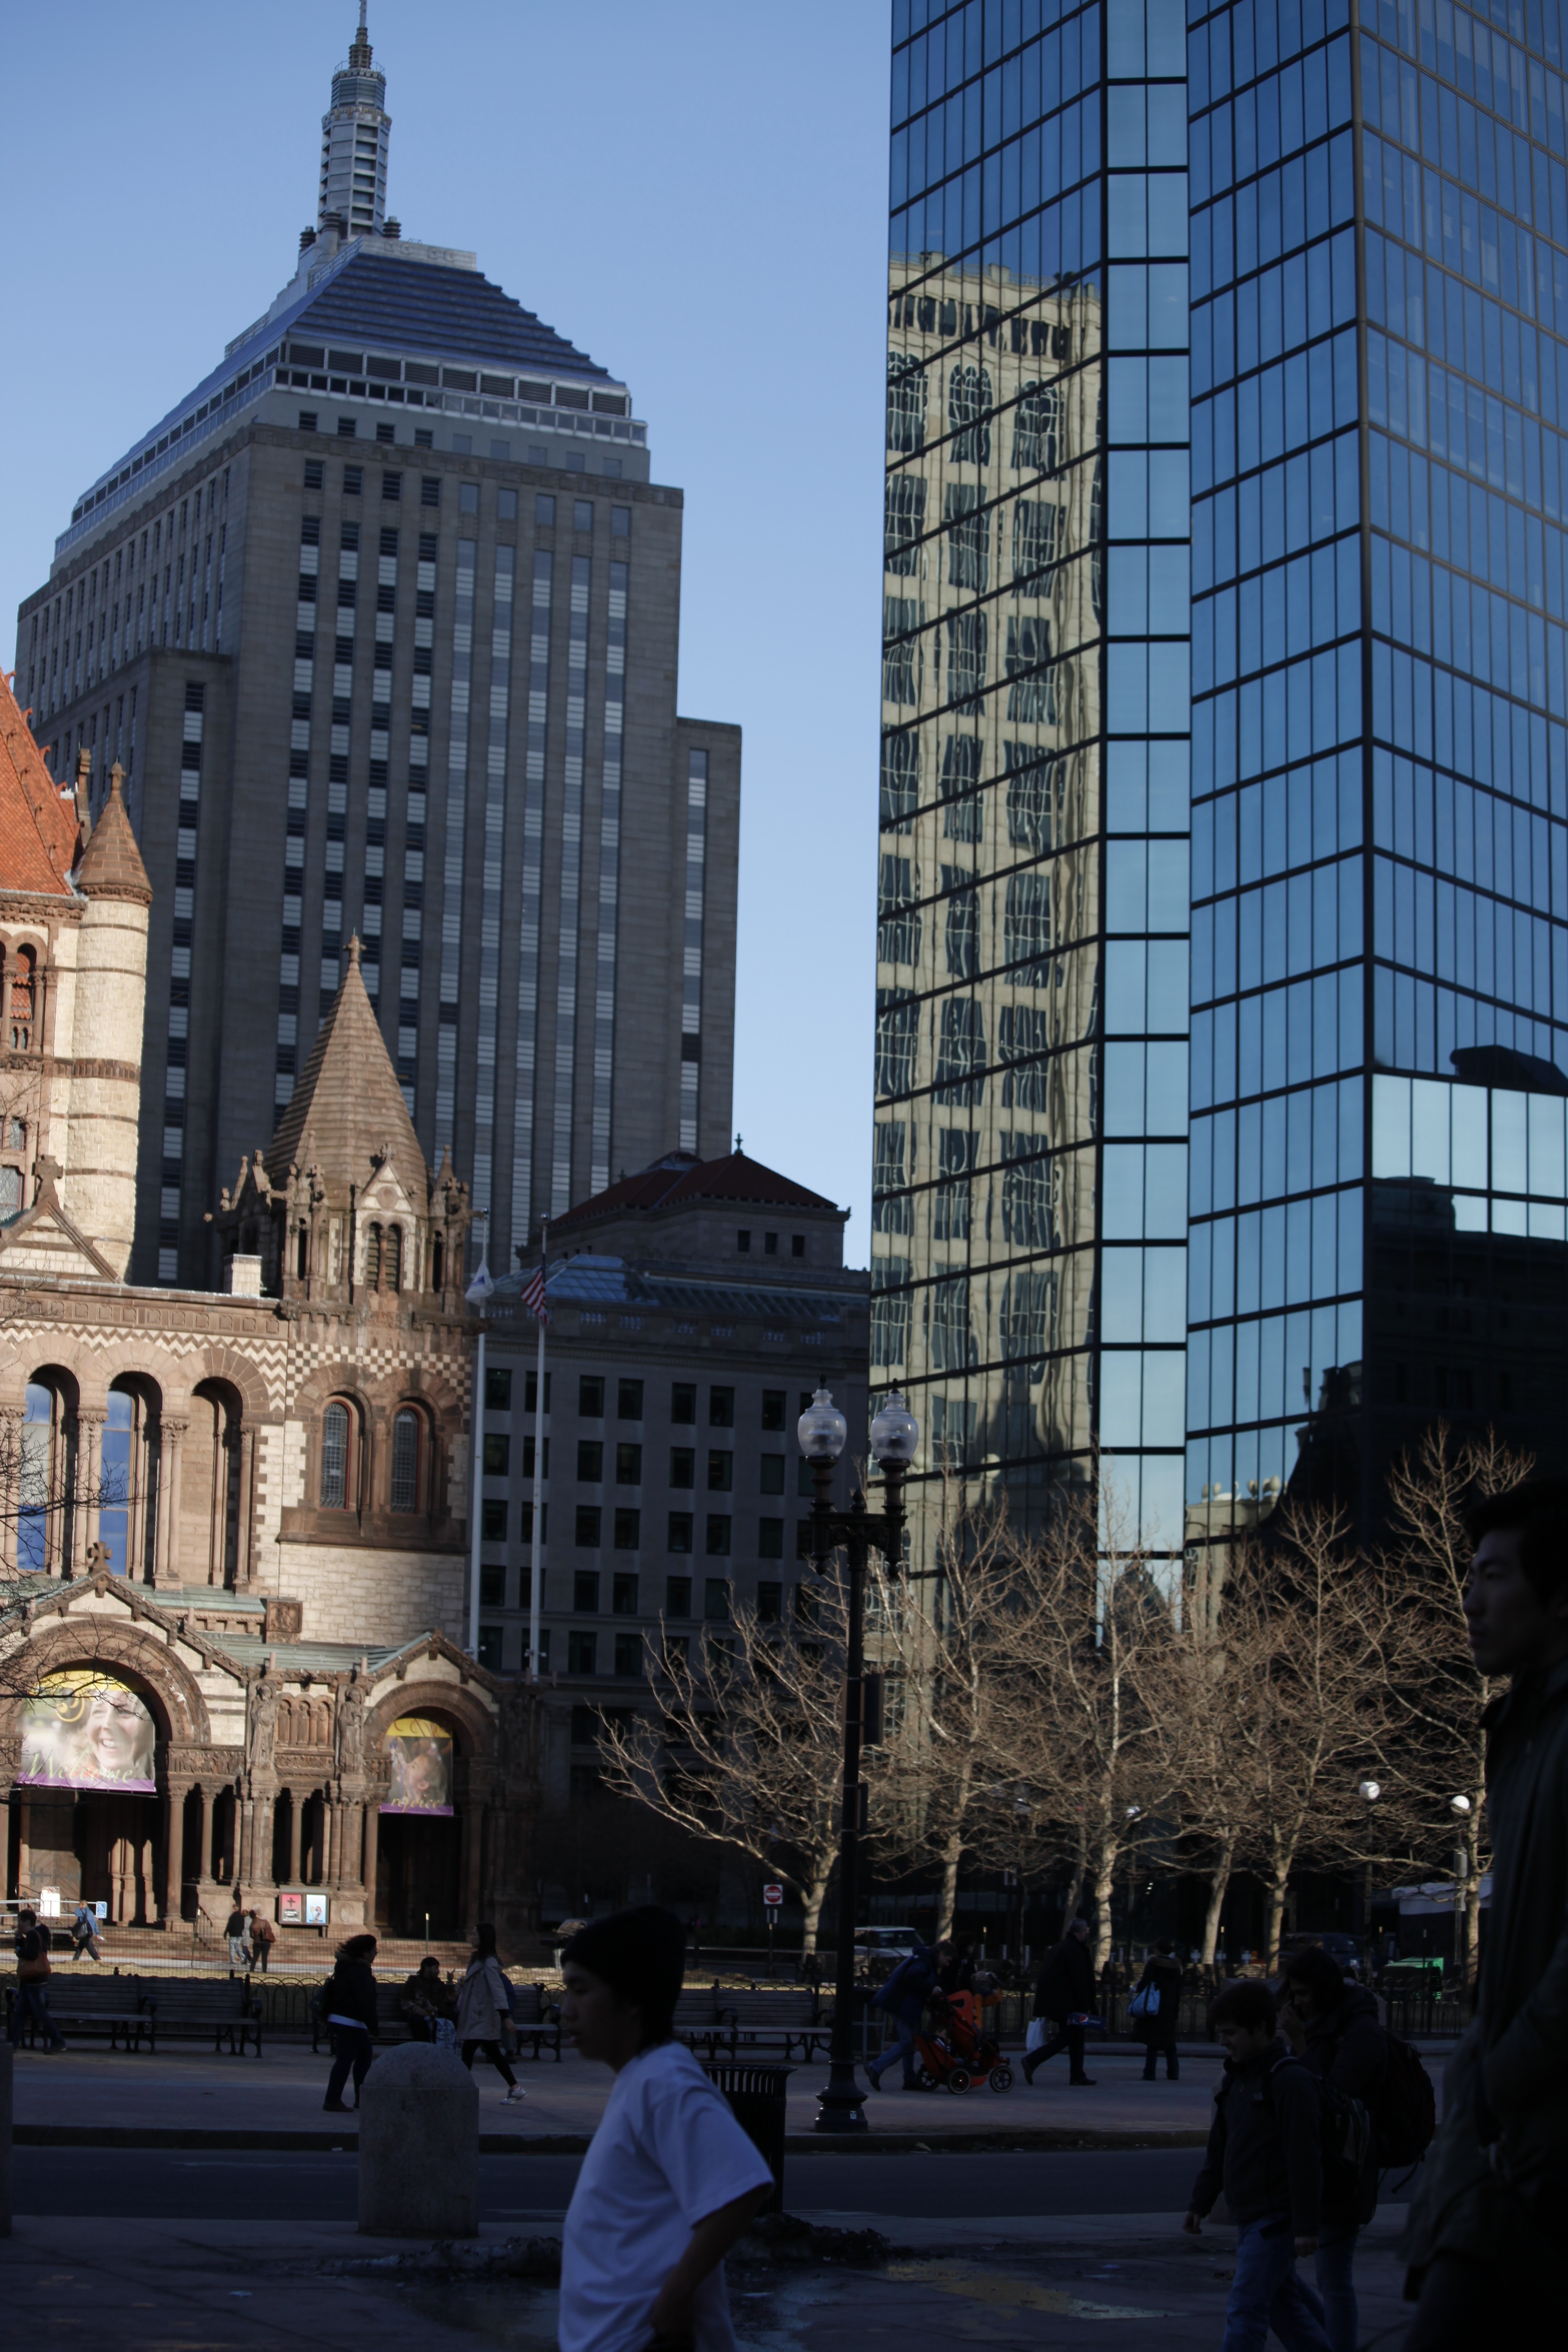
[705,2061,793,2214]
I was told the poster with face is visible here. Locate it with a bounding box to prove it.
[20,1671,157,1793]
[382,1715,453,1815]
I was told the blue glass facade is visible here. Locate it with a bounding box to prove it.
[880,0,1568,1554]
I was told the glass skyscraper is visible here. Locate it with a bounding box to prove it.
[877,0,1568,1562]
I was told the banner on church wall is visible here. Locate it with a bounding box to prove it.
[19,1671,157,1794]
[381,1716,453,1815]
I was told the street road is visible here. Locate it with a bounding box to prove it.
[13,2145,1204,2222]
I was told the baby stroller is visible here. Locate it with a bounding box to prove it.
[913,1988,1014,2094]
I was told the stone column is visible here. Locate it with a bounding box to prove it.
[361,1800,380,1929]
[326,1800,343,1889]
[252,1795,276,1891]
[235,1424,258,1589]
[163,1783,187,1925]
[76,1408,106,1573]
[154,1418,188,1587]
[287,1788,303,1886]
[458,1805,484,1942]
[15,1793,31,1897]
[0,1408,22,1573]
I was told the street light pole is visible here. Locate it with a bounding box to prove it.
[799,1384,918,2136]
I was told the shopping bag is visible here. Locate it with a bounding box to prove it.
[1025,2017,1048,2052]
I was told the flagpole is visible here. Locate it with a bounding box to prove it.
[529,1217,548,1681]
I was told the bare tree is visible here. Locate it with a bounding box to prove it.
[1372,1423,1531,1980]
[1147,1570,1268,1967]
[596,1586,850,1953]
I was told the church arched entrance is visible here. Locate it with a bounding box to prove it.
[373,1710,462,1937]
[12,1666,164,1922]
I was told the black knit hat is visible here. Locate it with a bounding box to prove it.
[562,1906,687,2044]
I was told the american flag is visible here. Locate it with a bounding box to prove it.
[521,1262,549,1323]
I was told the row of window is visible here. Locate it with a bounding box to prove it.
[483,1369,804,1429]
[318,1400,430,1513]
[480,1436,816,1494]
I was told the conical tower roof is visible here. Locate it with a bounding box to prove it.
[268,938,424,1187]
[75,766,152,904]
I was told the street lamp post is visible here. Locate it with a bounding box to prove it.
[799,1382,919,2135]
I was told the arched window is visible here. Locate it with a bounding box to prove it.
[364,1224,382,1288]
[390,1408,420,1512]
[98,1387,135,1576]
[0,1166,21,1222]
[385,1225,403,1293]
[7,1117,24,1150]
[320,1401,351,1509]
[18,1381,55,1571]
[9,946,37,1050]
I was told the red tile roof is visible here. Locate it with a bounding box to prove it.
[0,671,79,900]
[553,1148,839,1233]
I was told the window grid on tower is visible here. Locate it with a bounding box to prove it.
[160,680,205,1282]
[590,556,628,1193]
[680,748,709,1153]
[437,537,477,1144]
[550,554,591,1217]
[279,516,318,1107]
[511,549,554,1258]
[473,544,515,1220]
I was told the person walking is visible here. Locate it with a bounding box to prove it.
[865,1939,939,2091]
[455,1922,526,2102]
[322,1931,379,2111]
[69,1902,103,1963]
[1400,1478,1568,2345]
[1022,1917,1097,2086]
[1278,1945,1387,2352]
[1184,1978,1333,2352]
[248,1909,276,1973]
[558,1906,774,2352]
[224,1902,252,1971]
[8,1908,65,2052]
[1133,1937,1183,2081]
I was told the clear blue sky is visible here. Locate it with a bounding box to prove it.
[0,1,891,1257]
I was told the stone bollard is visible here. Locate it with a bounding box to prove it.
[357,2041,479,2238]
[0,2040,11,2237]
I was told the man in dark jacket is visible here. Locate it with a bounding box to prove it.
[1279,1946,1385,2352]
[866,1941,938,2091]
[1400,1478,1568,2346]
[8,1908,65,2052]
[1185,1978,1332,2352]
[1133,1937,1184,2081]
[1022,1916,1096,2086]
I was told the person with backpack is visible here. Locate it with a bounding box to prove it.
[1184,1978,1335,2352]
[865,1939,939,2091]
[1400,1478,1568,2347]
[8,1908,65,2052]
[1022,1917,1097,2086]
[1131,1937,1183,2082]
[321,1931,379,2111]
[1279,1946,1400,2352]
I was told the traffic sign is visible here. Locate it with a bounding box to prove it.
[763,1883,784,1906]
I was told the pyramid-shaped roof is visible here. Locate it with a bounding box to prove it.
[554,1148,839,1234]
[75,768,152,903]
[267,938,426,1188]
[0,669,78,899]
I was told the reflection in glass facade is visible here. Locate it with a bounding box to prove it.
[881,0,1568,1558]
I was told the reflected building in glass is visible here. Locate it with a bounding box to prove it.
[878,0,1568,1560]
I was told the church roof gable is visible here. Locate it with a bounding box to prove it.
[267,937,427,1191]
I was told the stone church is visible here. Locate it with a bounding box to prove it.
[0,672,533,1942]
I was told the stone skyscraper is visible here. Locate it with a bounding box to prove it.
[15,10,738,1288]
[875,0,1568,1557]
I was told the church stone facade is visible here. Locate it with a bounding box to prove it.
[0,673,534,1941]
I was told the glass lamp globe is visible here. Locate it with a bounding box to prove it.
[797,1385,847,1463]
[1449,1793,1472,1816]
[869,1388,919,1465]
[1358,1779,1381,1803]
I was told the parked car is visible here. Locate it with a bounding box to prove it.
[854,1926,923,1982]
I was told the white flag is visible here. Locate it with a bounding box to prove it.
[465,1259,495,1308]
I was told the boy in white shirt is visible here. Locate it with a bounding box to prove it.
[560,1908,774,2352]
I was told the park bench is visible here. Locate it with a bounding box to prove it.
[135,1974,262,2055]
[5,1972,151,2051]
[677,1984,827,2062]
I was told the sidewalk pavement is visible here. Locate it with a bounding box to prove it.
[7,2037,1447,2149]
[0,2207,1419,2351]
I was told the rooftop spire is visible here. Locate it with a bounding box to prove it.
[320,4,390,239]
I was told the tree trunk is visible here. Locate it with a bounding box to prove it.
[1263,1851,1291,1971]
[1060,1843,1087,1933]
[1089,1839,1119,1973]
[1199,1829,1238,1966]
[935,1826,963,1947]
[799,1866,832,1956]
